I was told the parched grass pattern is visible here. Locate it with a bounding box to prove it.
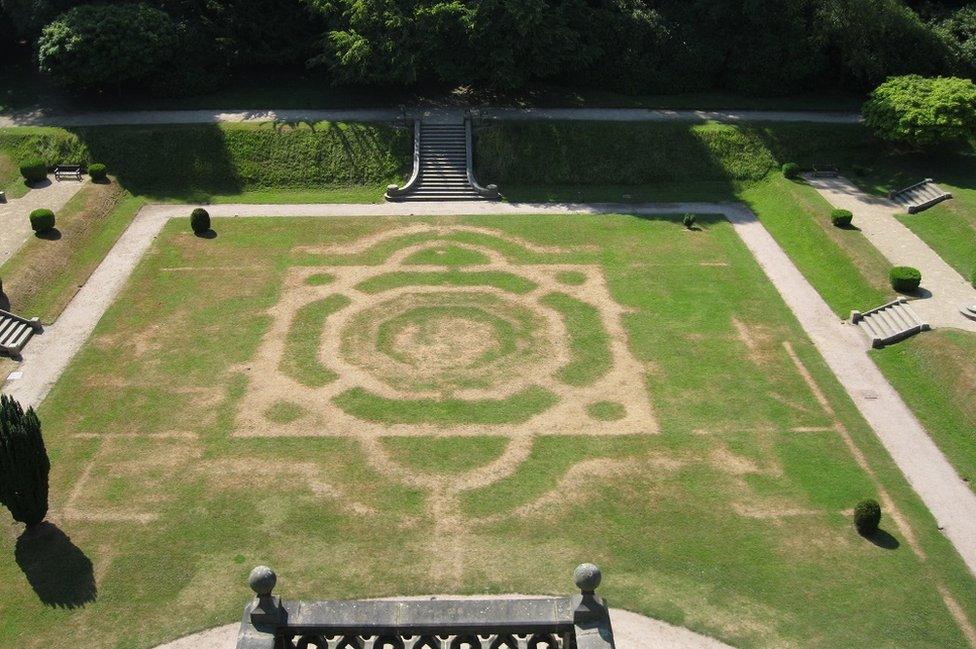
[380,436,511,475]
[305,272,336,286]
[264,400,306,424]
[333,385,559,425]
[341,291,551,394]
[280,293,351,387]
[355,271,537,295]
[586,401,627,421]
[540,292,612,386]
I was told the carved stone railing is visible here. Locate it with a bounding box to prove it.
[465,118,499,200]
[236,564,615,649]
[385,120,422,200]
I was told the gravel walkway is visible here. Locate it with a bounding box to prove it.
[152,607,736,649]
[0,107,860,128]
[804,174,976,331]
[3,199,975,579]
[0,176,87,264]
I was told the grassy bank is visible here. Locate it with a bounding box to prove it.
[0,122,410,202]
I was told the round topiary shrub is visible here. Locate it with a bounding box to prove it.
[782,162,800,179]
[88,163,107,182]
[19,158,47,185]
[682,213,697,229]
[831,209,853,228]
[190,208,210,235]
[29,208,55,234]
[890,266,922,292]
[853,499,881,536]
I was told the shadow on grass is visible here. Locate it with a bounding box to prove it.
[15,522,96,608]
[865,528,900,550]
[34,228,61,241]
[0,290,9,310]
[194,229,217,239]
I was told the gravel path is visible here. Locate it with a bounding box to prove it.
[804,174,976,331]
[0,176,87,264]
[0,107,860,128]
[152,607,736,649]
[3,199,975,579]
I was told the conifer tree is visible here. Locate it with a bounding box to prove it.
[0,395,50,527]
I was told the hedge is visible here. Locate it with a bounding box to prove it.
[19,158,47,184]
[0,123,410,198]
[854,499,881,536]
[88,162,107,182]
[782,162,800,179]
[190,208,210,234]
[890,266,922,292]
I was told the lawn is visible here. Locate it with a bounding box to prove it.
[2,214,975,648]
[896,184,976,280]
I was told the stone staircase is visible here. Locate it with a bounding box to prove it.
[386,118,498,202]
[962,304,976,322]
[889,179,952,214]
[0,308,41,357]
[851,298,929,348]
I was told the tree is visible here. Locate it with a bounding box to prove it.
[863,75,976,148]
[936,6,976,78]
[37,3,179,91]
[0,395,50,528]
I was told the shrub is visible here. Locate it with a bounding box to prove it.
[0,395,50,528]
[190,207,210,234]
[863,75,976,149]
[682,213,697,229]
[19,158,46,184]
[782,162,800,179]
[853,499,881,536]
[29,208,55,234]
[88,163,107,182]
[831,209,853,227]
[890,266,922,292]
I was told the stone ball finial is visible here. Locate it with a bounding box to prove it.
[574,563,602,593]
[249,566,277,597]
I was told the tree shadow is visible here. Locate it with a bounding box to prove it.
[0,291,9,311]
[194,229,217,239]
[865,528,900,550]
[14,522,96,608]
[28,178,52,190]
[34,228,62,241]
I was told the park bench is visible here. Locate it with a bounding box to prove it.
[54,164,83,181]
[809,164,839,178]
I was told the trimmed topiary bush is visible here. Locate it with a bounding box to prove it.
[890,266,922,292]
[830,209,853,228]
[853,499,881,536]
[19,158,47,185]
[29,209,55,234]
[190,208,210,235]
[782,162,800,179]
[682,213,697,229]
[88,163,107,182]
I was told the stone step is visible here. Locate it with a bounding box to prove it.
[0,309,41,356]
[853,299,929,348]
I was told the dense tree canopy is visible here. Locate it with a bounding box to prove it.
[863,75,976,148]
[37,3,179,90]
[9,0,976,97]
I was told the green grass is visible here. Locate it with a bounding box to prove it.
[381,436,511,475]
[402,245,492,266]
[355,270,536,295]
[585,401,627,421]
[0,151,29,198]
[333,385,559,425]
[279,294,350,387]
[872,331,976,484]
[5,215,976,649]
[0,183,145,323]
[540,292,612,386]
[263,400,306,424]
[896,186,976,279]
[0,122,409,202]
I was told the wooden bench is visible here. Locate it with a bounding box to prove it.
[809,164,839,178]
[54,164,83,181]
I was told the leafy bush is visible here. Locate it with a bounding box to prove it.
[890,266,922,292]
[88,163,107,182]
[863,76,976,149]
[782,162,800,179]
[853,499,881,536]
[19,157,46,184]
[682,213,697,229]
[190,207,210,234]
[29,208,55,234]
[38,4,179,91]
[831,209,853,227]
[0,394,50,528]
